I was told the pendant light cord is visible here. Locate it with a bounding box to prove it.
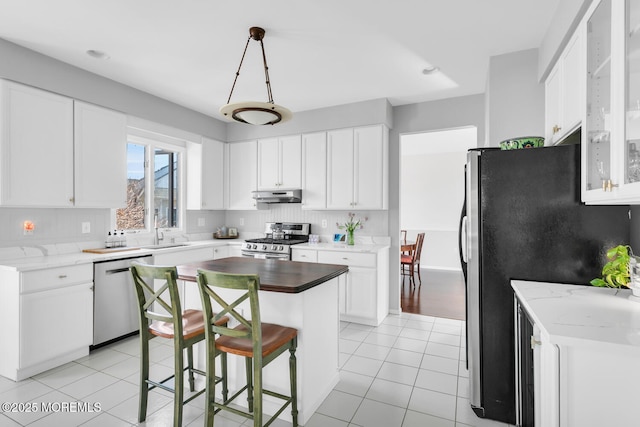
[259,38,274,104]
[225,32,276,105]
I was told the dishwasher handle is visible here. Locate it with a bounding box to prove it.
[105,267,132,275]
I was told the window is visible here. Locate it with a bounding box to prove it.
[116,135,184,231]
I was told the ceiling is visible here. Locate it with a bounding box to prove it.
[0,1,560,121]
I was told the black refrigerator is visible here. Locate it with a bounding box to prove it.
[459,143,630,424]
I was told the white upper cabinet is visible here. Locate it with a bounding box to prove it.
[0,81,127,208]
[257,134,301,190]
[187,136,224,210]
[226,140,257,210]
[327,125,388,210]
[301,132,327,210]
[545,31,584,145]
[73,101,127,208]
[327,128,354,209]
[0,80,74,207]
[354,125,388,209]
[581,0,640,203]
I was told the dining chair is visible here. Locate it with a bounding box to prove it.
[130,262,229,427]
[401,232,425,287]
[400,229,409,274]
[196,269,298,427]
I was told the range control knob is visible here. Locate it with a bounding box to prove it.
[262,245,267,250]
[245,243,251,249]
[252,244,257,250]
[271,245,277,251]
[279,246,284,251]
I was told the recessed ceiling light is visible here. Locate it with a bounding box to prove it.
[422,66,440,75]
[86,50,110,60]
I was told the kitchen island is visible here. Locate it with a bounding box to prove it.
[177,257,348,425]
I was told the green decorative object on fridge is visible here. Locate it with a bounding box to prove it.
[499,136,545,150]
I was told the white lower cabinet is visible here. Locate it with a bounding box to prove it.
[292,246,389,326]
[0,264,94,381]
[514,281,640,427]
[20,283,93,369]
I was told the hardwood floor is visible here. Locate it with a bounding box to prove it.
[401,268,466,321]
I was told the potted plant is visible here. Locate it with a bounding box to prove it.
[336,213,367,246]
[590,245,633,288]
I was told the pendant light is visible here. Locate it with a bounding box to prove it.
[220,27,292,125]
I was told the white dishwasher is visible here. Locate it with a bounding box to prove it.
[92,255,152,348]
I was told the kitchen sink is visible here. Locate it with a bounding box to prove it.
[142,243,191,250]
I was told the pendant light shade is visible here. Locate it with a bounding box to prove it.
[220,27,292,125]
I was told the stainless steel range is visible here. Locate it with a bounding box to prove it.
[242,222,310,260]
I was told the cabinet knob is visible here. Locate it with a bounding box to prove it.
[58,274,68,279]
[69,197,75,203]
[604,180,619,192]
[530,336,541,349]
[552,125,562,134]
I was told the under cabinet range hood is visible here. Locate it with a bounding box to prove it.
[252,189,302,204]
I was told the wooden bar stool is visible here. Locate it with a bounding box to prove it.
[130,262,229,427]
[196,269,298,427]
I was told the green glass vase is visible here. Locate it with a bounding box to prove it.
[346,229,355,245]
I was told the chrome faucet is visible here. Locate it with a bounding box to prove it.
[154,212,164,245]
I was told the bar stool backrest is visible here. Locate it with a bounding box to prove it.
[196,270,262,359]
[130,262,184,338]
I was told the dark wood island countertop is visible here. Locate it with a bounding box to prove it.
[176,257,349,293]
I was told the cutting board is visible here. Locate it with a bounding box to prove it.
[83,247,141,254]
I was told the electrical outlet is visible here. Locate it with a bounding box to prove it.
[23,220,34,235]
[81,222,91,234]
[197,218,205,227]
[322,219,327,228]
[239,218,244,226]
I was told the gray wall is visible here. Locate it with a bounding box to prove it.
[0,38,226,140]
[538,0,593,81]
[487,49,545,146]
[0,37,230,247]
[389,94,486,312]
[226,98,393,142]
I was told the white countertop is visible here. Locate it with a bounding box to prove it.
[293,242,390,253]
[0,239,243,272]
[512,280,640,351]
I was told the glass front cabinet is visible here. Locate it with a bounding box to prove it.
[583,0,640,203]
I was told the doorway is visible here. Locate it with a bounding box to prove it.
[399,127,477,320]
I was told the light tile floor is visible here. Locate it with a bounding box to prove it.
[0,313,514,427]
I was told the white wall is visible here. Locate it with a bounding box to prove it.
[0,38,230,247]
[401,128,476,270]
[538,0,593,81]
[0,38,225,141]
[390,94,486,313]
[487,49,545,146]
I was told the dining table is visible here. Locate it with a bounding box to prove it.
[401,241,416,254]
[174,257,348,425]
